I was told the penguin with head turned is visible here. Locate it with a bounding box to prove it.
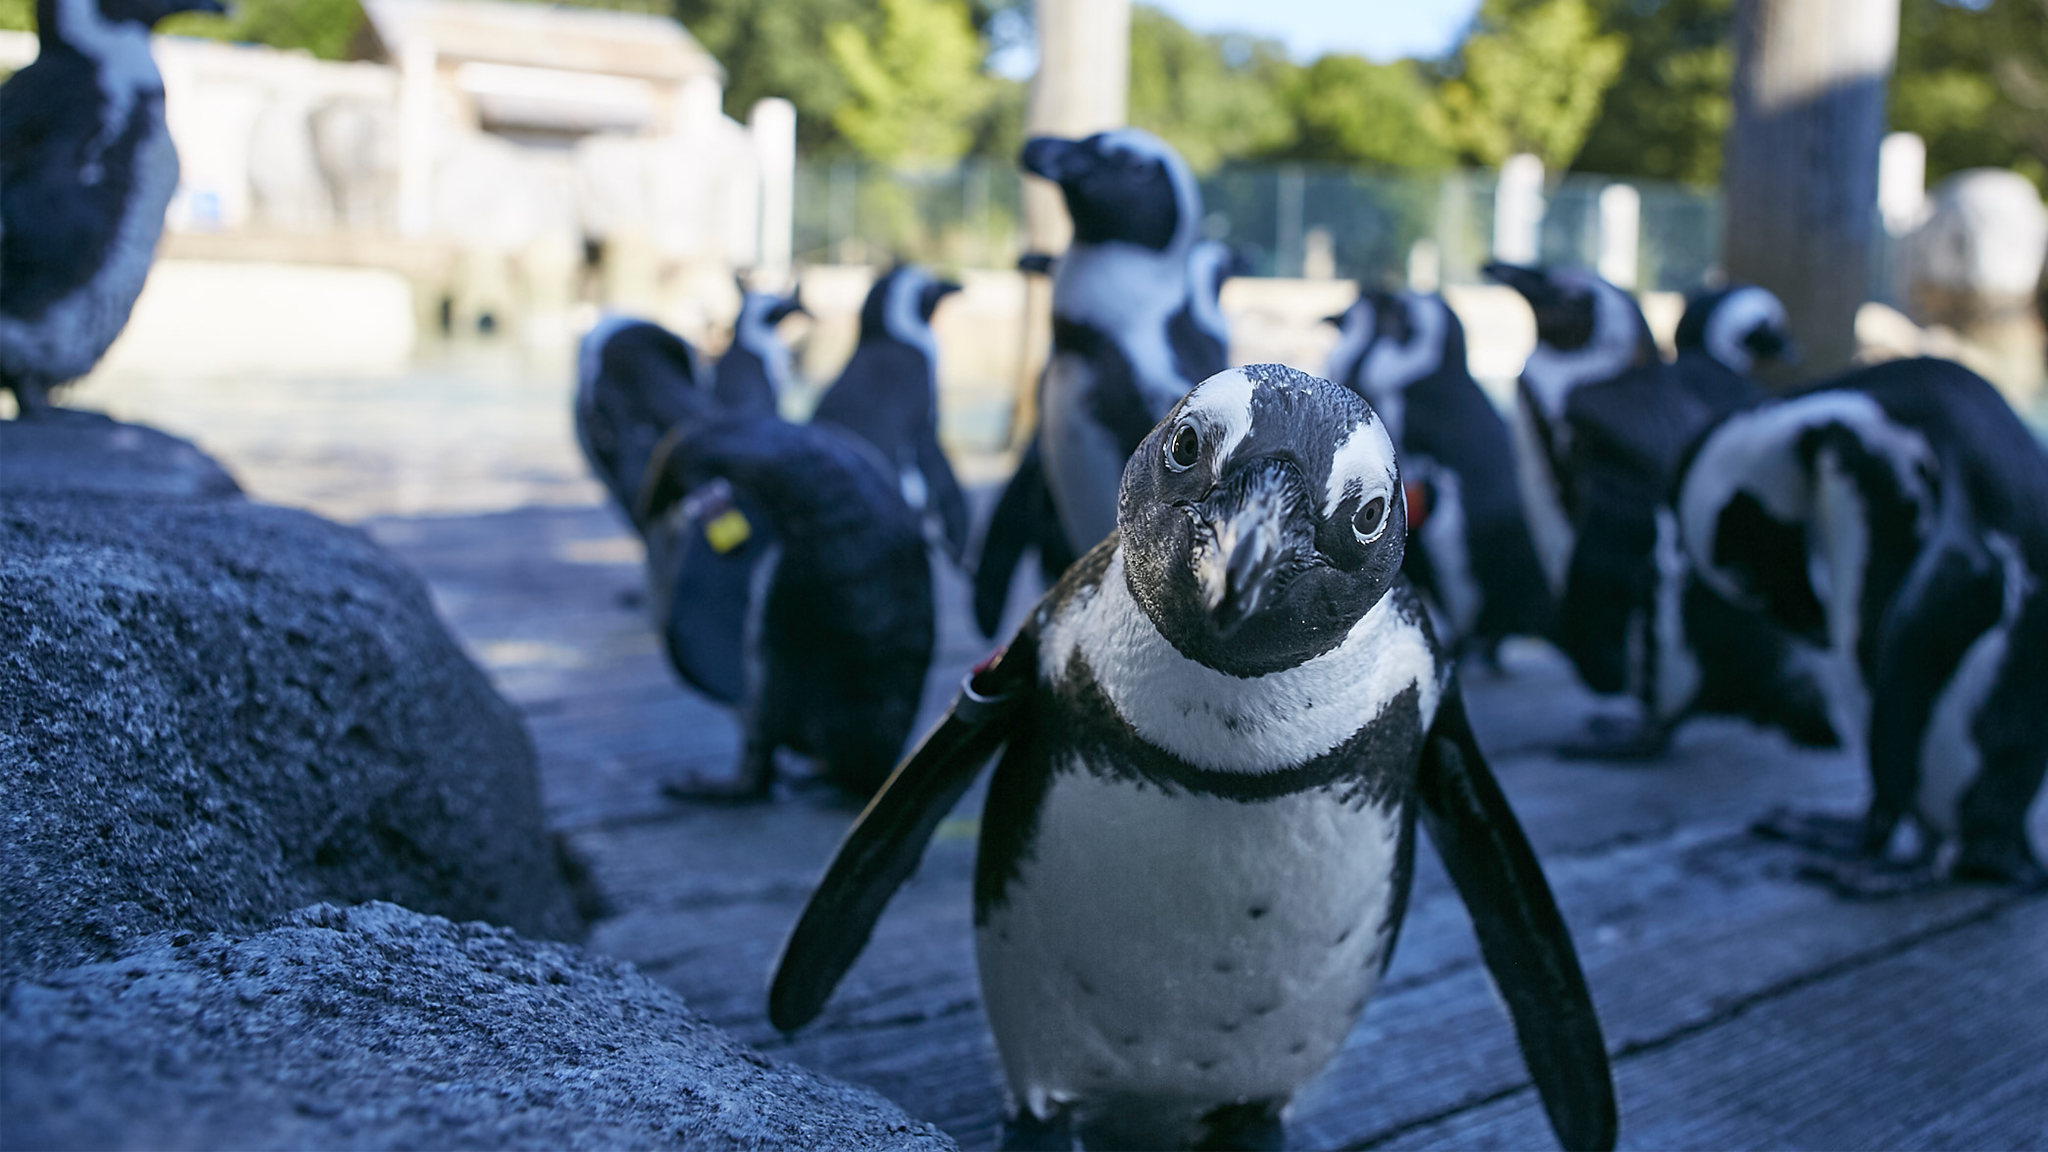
[811,263,969,564]
[1675,357,2048,892]
[1325,286,1553,658]
[713,281,806,419]
[1671,283,1795,414]
[1484,262,1661,595]
[1,0,224,419]
[973,129,1225,637]
[579,317,935,801]
[773,364,1615,1152]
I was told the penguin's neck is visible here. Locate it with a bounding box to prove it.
[1042,548,1443,775]
[46,0,164,177]
[733,311,791,395]
[879,280,939,390]
[1055,240,1195,415]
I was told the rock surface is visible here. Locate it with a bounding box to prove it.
[1,902,955,1151]
[0,413,243,500]
[0,492,580,985]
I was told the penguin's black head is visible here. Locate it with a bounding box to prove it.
[858,264,956,344]
[1485,261,1596,350]
[73,0,224,29]
[1021,129,1192,251]
[1118,364,1407,677]
[1677,285,1799,374]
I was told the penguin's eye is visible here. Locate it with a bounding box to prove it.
[1166,423,1201,471]
[1353,495,1389,542]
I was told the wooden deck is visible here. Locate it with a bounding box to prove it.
[368,498,2048,1152]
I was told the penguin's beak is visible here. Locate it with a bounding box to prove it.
[1483,261,1559,309]
[1191,458,1313,637]
[1747,325,1800,367]
[1017,252,1056,276]
[1021,136,1085,183]
[920,280,962,320]
[766,296,807,325]
[164,0,226,15]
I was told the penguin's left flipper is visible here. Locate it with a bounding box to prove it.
[1417,687,1617,1152]
[918,429,972,567]
[768,626,1039,1033]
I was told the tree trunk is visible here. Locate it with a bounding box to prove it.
[1721,0,1899,384]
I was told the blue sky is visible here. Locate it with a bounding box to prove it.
[1144,0,1483,63]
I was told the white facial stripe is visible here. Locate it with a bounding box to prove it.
[1323,415,1398,519]
[1043,550,1443,774]
[1186,241,1232,347]
[733,293,794,394]
[1363,293,1449,394]
[882,267,939,373]
[56,0,161,176]
[1521,271,1642,422]
[1179,368,1256,477]
[1704,286,1787,374]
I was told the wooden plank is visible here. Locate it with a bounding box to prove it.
[1368,898,2048,1150]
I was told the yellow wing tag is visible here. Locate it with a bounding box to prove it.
[704,508,752,554]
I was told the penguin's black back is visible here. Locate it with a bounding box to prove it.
[811,338,930,457]
[711,345,779,419]
[581,322,711,524]
[0,50,147,324]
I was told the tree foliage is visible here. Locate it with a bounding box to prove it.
[824,0,995,168]
[1127,4,1295,174]
[1573,0,1734,185]
[1269,54,1452,170]
[1435,0,1628,169]
[1892,0,2048,191]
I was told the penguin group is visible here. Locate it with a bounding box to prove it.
[2,0,223,418]
[575,267,959,800]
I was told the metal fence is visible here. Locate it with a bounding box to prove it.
[793,158,1730,293]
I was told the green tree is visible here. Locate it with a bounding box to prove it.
[677,0,875,154]
[1435,0,1627,170]
[1892,0,2048,192]
[1268,53,1451,170]
[1128,4,1297,174]
[825,0,995,168]
[158,0,362,59]
[1573,0,1733,184]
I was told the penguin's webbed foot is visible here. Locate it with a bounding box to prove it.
[1794,855,1940,900]
[1196,1100,1286,1151]
[663,769,774,805]
[1556,713,1673,762]
[1749,807,1878,858]
[1000,1107,1076,1151]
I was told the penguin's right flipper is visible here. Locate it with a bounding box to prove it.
[1416,687,1617,1152]
[768,626,1039,1032]
[973,440,1047,638]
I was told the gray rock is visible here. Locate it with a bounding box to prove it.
[0,492,580,986]
[1,902,956,1151]
[0,413,243,500]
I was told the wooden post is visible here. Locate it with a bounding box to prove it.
[1011,0,1130,444]
[1721,0,1899,383]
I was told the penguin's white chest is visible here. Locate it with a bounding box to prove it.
[976,769,1404,1116]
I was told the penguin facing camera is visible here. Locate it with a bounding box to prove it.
[640,413,936,802]
[975,129,1224,638]
[772,365,1616,1152]
[2,0,226,419]
[811,263,970,565]
[1483,261,1661,595]
[1676,358,2048,893]
[714,280,806,419]
[1325,287,1552,659]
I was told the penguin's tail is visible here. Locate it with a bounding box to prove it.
[973,439,1047,638]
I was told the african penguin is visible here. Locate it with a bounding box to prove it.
[1182,238,1241,374]
[713,284,805,419]
[1677,358,2048,891]
[772,365,1615,1152]
[574,313,713,532]
[641,411,936,801]
[973,129,1222,637]
[810,263,969,564]
[1,0,223,419]
[1325,287,1553,657]
[1484,262,1661,595]
[1672,283,1795,413]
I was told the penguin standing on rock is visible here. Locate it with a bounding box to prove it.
[1677,358,2048,891]
[714,284,805,419]
[1,0,224,418]
[974,130,1224,635]
[1484,262,1661,593]
[1325,288,1552,656]
[772,365,1615,1151]
[811,263,969,564]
